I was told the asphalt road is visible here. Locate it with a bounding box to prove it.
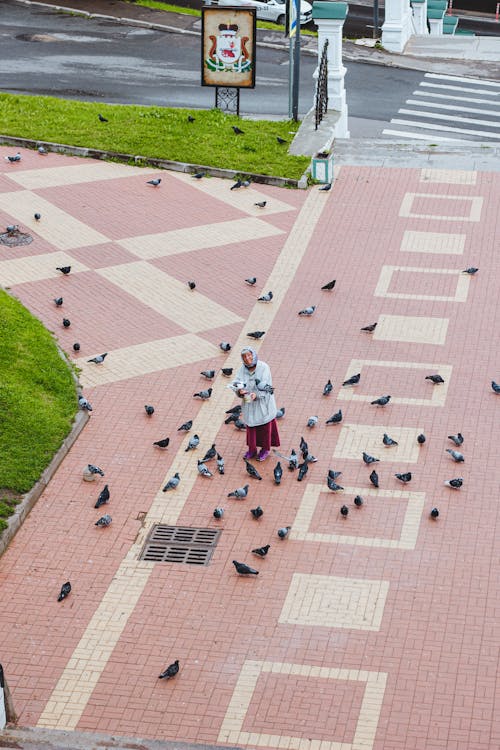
[0,2,426,135]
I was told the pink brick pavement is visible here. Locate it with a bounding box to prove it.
[0,147,499,750]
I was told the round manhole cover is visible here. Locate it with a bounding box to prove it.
[0,227,33,247]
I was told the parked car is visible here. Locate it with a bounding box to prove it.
[217,0,313,26]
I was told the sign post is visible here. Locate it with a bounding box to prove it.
[286,0,301,121]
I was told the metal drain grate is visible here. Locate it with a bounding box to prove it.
[139,525,221,565]
[0,228,33,247]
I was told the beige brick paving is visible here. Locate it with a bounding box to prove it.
[0,191,109,250]
[374,265,471,302]
[292,484,425,550]
[333,423,423,463]
[337,359,453,407]
[96,261,243,333]
[420,168,477,185]
[0,250,89,286]
[373,313,449,345]
[279,573,389,630]
[399,192,483,221]
[8,162,159,190]
[77,334,221,387]
[117,217,284,259]
[400,229,466,255]
[218,660,387,750]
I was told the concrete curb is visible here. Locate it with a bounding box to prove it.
[0,294,89,559]
[0,135,303,188]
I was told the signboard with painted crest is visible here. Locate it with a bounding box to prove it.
[201,7,256,88]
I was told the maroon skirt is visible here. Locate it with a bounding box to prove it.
[246,419,280,452]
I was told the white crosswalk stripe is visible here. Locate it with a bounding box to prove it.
[382,73,500,143]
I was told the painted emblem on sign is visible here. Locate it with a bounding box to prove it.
[206,23,252,72]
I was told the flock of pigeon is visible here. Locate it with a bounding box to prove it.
[4,148,493,686]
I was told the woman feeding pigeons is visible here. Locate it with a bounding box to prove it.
[235,347,280,462]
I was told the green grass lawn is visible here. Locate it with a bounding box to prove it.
[0,289,78,510]
[0,93,310,180]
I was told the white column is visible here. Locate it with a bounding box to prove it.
[411,0,429,34]
[382,0,414,52]
[312,2,350,139]
[428,15,444,34]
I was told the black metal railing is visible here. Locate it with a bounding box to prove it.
[315,40,328,130]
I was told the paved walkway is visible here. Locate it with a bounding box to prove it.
[0,145,499,750]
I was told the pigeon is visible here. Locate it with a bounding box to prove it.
[369,470,379,488]
[228,484,249,499]
[226,405,242,416]
[5,153,21,163]
[430,508,440,519]
[328,469,342,480]
[446,449,464,463]
[145,405,155,416]
[98,113,108,122]
[197,460,213,478]
[153,437,170,448]
[185,434,200,451]
[252,545,270,557]
[6,225,19,233]
[255,201,267,208]
[445,477,463,489]
[34,213,41,221]
[224,413,240,425]
[321,280,336,291]
[87,353,108,365]
[178,420,193,432]
[56,266,71,275]
[73,343,80,352]
[276,406,285,419]
[245,277,257,285]
[340,505,349,517]
[221,368,233,377]
[462,267,478,274]
[216,453,225,474]
[95,514,112,527]
[57,581,71,601]
[326,410,342,425]
[78,396,92,411]
[187,115,196,123]
[395,472,412,483]
[319,183,332,191]
[245,460,262,480]
[417,433,426,445]
[297,462,308,482]
[307,416,319,428]
[425,374,444,384]
[247,331,265,339]
[158,660,179,679]
[323,379,333,396]
[201,443,217,462]
[361,322,377,332]
[448,433,463,446]
[250,506,263,519]
[233,560,259,575]
[276,136,287,145]
[289,449,298,469]
[230,179,243,190]
[95,484,110,508]
[193,388,212,400]
[187,281,196,290]
[192,172,205,179]
[258,291,273,302]
[234,419,246,431]
[38,146,47,155]
[220,342,231,352]
[213,507,224,519]
[491,381,500,393]
[303,452,318,464]
[62,318,71,328]
[147,178,161,187]
[232,126,244,135]
[299,436,308,453]
[371,395,391,406]
[87,464,104,476]
[363,452,379,465]
[54,297,63,306]
[354,495,364,507]
[327,477,344,492]
[163,473,180,491]
[273,462,283,485]
[277,525,291,539]
[298,306,316,316]
[342,373,360,387]
[383,433,398,447]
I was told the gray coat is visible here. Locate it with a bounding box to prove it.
[235,360,277,427]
